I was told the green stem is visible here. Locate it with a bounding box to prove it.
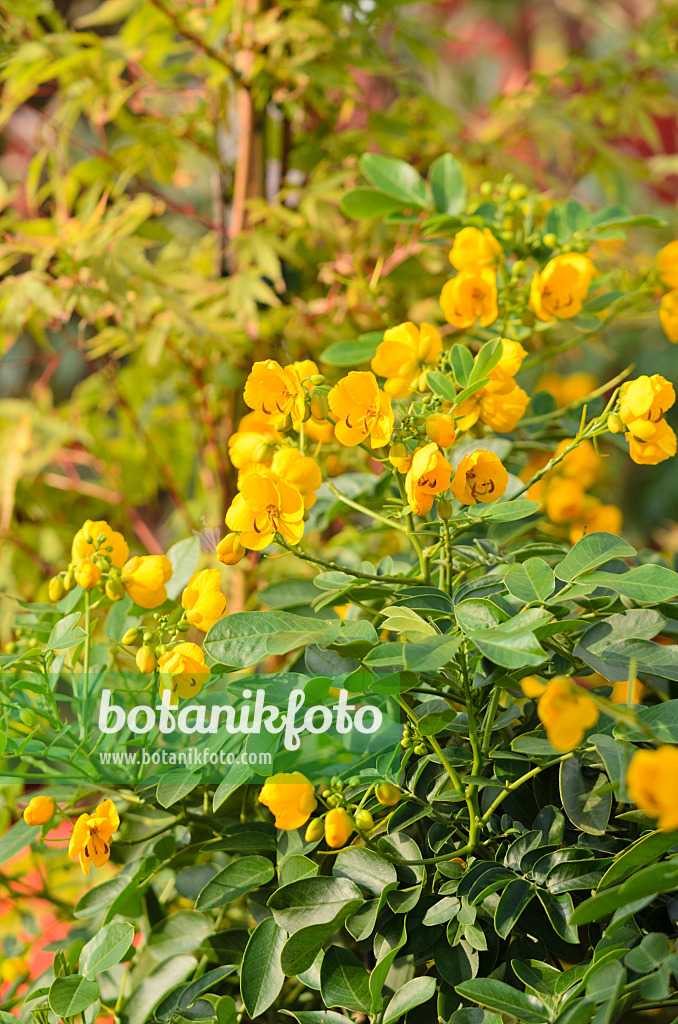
[325,481,408,534]
[519,365,633,426]
[510,420,609,502]
[395,475,430,582]
[481,750,579,824]
[81,590,91,742]
[278,539,426,586]
[481,686,502,757]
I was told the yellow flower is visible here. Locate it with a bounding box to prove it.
[627,746,678,831]
[544,477,586,524]
[122,555,172,609]
[440,268,498,329]
[521,675,598,752]
[244,360,306,424]
[23,795,55,826]
[555,438,602,489]
[389,442,413,474]
[269,448,322,510]
[483,339,528,394]
[158,642,210,702]
[226,471,305,550]
[478,384,529,433]
[619,374,675,441]
[72,520,129,568]
[182,569,226,632]
[569,500,623,544]
[136,645,156,674]
[258,772,317,829]
[536,371,597,406]
[659,289,678,342]
[371,322,443,398]
[328,371,394,448]
[425,414,456,448]
[627,419,677,465]
[324,807,354,848]
[656,241,678,289]
[68,799,119,877]
[449,226,502,271]
[228,413,280,470]
[217,534,246,566]
[405,442,452,516]
[451,449,508,505]
[74,558,101,590]
[529,254,596,321]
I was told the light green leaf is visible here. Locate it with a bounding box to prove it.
[49,976,100,1017]
[359,153,429,208]
[505,558,555,604]
[80,922,135,979]
[383,976,436,1023]
[430,154,466,214]
[555,533,636,582]
[195,856,274,911]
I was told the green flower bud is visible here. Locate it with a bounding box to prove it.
[543,232,557,249]
[607,413,625,434]
[512,260,527,278]
[304,817,325,842]
[105,578,125,601]
[479,181,493,197]
[436,499,453,521]
[48,577,65,603]
[122,627,142,646]
[509,183,528,201]
[354,809,374,832]
[63,570,76,592]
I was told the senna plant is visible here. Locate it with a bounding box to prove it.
[3,155,678,1024]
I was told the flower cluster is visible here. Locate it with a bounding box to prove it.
[615,374,677,466]
[23,796,120,877]
[258,773,400,849]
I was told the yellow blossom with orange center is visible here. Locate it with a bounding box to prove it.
[226,470,305,550]
[371,322,443,398]
[405,442,452,516]
[440,268,498,329]
[449,226,502,271]
[72,519,129,568]
[619,375,675,441]
[158,642,210,703]
[122,555,172,609]
[451,449,508,505]
[181,568,226,632]
[627,746,678,831]
[521,675,599,751]
[627,419,677,465]
[244,360,306,425]
[529,253,595,321]
[328,371,394,448]
[258,772,317,829]
[269,448,323,509]
[68,799,119,877]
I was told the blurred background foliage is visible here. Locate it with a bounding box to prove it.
[1,0,678,619]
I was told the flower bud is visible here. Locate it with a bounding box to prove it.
[74,559,101,590]
[136,645,157,674]
[354,809,374,832]
[105,578,125,601]
[309,374,325,387]
[20,707,37,726]
[375,781,401,806]
[304,817,325,842]
[607,413,625,434]
[414,743,428,755]
[324,808,354,848]
[122,627,142,646]
[217,533,246,566]
[479,181,493,197]
[509,183,528,201]
[48,577,65,603]
[23,796,55,826]
[177,618,191,632]
[511,260,527,278]
[436,499,453,521]
[425,414,456,448]
[388,443,412,474]
[543,232,557,249]
[63,569,76,592]
[310,392,330,421]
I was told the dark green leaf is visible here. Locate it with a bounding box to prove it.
[195,856,274,911]
[240,917,286,1018]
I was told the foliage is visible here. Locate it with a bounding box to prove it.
[3,149,678,1024]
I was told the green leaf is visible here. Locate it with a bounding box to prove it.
[570,860,678,925]
[592,734,633,802]
[165,536,200,600]
[205,611,340,669]
[383,976,436,1023]
[269,877,363,976]
[45,611,87,652]
[555,534,636,582]
[455,980,548,1023]
[449,344,474,386]
[370,917,407,1012]
[449,1011,502,1024]
[341,188,406,219]
[156,966,237,1022]
[80,921,135,978]
[121,957,196,1024]
[559,758,612,836]
[49,976,100,1017]
[257,578,320,609]
[320,945,371,1012]
[535,889,578,944]
[469,339,503,386]
[585,961,626,1003]
[321,334,382,367]
[599,830,678,890]
[430,154,466,215]
[494,879,535,939]
[332,847,397,897]
[359,153,429,208]
[504,558,555,604]
[195,856,274,911]
[0,818,35,865]
[148,911,212,961]
[581,564,678,603]
[281,1013,349,1024]
[240,917,286,1018]
[427,370,458,402]
[466,500,541,522]
[619,699,678,742]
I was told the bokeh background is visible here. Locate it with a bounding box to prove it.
[1,0,678,626]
